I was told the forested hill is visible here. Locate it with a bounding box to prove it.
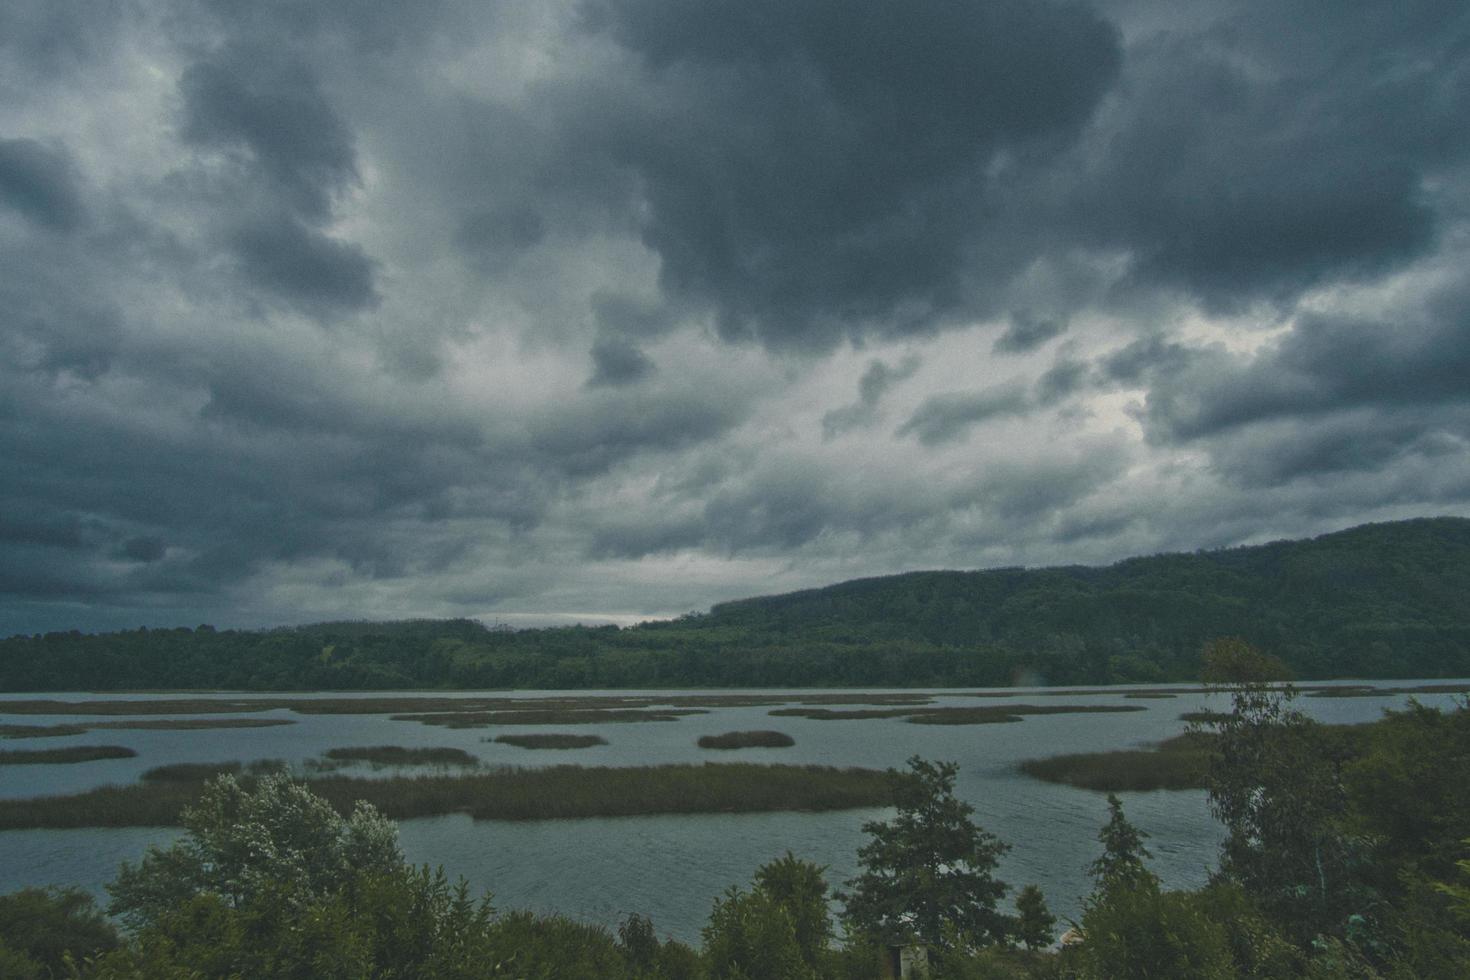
[3,518,1469,691]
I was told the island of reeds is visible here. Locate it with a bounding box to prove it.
[696,730,795,749]
[0,762,902,829]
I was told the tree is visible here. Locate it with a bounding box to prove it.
[702,885,814,980]
[1089,794,1155,893]
[109,771,404,931]
[1199,638,1365,941]
[0,887,118,978]
[841,757,1011,951]
[1014,885,1055,951]
[753,852,833,968]
[98,773,496,978]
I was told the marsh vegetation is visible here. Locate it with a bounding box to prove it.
[0,762,900,828]
[0,745,138,765]
[491,733,608,749]
[696,730,795,749]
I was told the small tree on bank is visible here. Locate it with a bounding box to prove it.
[1014,884,1055,951]
[840,756,1012,951]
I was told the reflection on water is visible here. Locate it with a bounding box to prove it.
[0,683,1460,942]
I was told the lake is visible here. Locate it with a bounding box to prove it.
[1,682,1462,943]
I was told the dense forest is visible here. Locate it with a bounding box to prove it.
[3,518,1468,691]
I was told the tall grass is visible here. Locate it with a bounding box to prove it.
[0,763,902,828]
[492,734,608,749]
[1018,732,1213,791]
[322,746,480,767]
[391,709,705,728]
[0,745,138,765]
[770,703,1147,724]
[697,731,795,749]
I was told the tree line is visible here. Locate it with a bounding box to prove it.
[3,517,1469,691]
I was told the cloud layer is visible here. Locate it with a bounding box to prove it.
[2,0,1468,634]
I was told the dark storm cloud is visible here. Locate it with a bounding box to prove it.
[1139,288,1470,444]
[456,206,546,270]
[897,384,1033,446]
[0,137,85,231]
[1065,0,1468,307]
[582,0,1122,350]
[994,312,1067,355]
[586,336,655,387]
[179,45,358,222]
[229,218,378,314]
[822,356,921,439]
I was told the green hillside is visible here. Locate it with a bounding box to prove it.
[3,518,1468,690]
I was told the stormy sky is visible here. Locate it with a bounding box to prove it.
[3,0,1468,635]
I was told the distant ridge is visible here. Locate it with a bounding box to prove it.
[3,518,1469,690]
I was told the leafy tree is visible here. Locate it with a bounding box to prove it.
[1078,883,1235,980]
[1089,794,1155,893]
[1013,884,1055,951]
[1201,638,1367,942]
[753,852,832,967]
[98,773,496,978]
[702,885,813,980]
[841,757,1011,951]
[0,886,119,976]
[109,771,404,931]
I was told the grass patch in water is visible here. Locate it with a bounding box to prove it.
[1179,710,1230,724]
[91,718,296,731]
[1018,732,1213,792]
[0,763,902,828]
[0,745,138,765]
[391,708,706,728]
[141,760,285,783]
[492,734,608,749]
[1308,683,1470,698]
[322,746,480,767]
[0,723,89,738]
[770,703,1147,724]
[697,730,796,749]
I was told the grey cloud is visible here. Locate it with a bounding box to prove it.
[1141,291,1470,444]
[457,206,546,270]
[583,0,1122,350]
[994,311,1067,354]
[956,444,1132,523]
[0,137,85,230]
[1066,1,1465,307]
[179,45,358,222]
[822,355,921,439]
[586,336,655,387]
[897,384,1032,446]
[1035,355,1090,406]
[229,218,378,315]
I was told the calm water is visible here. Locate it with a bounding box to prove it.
[1,683,1462,942]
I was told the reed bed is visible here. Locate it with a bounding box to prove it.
[1308,683,1470,698]
[0,763,901,828]
[0,723,89,738]
[322,746,480,767]
[769,703,1146,724]
[0,745,138,765]
[391,708,706,728]
[491,734,608,749]
[90,718,297,731]
[1018,732,1214,792]
[0,699,276,715]
[1179,710,1231,724]
[697,731,796,749]
[141,760,284,783]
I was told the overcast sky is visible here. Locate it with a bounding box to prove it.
[3,0,1468,635]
